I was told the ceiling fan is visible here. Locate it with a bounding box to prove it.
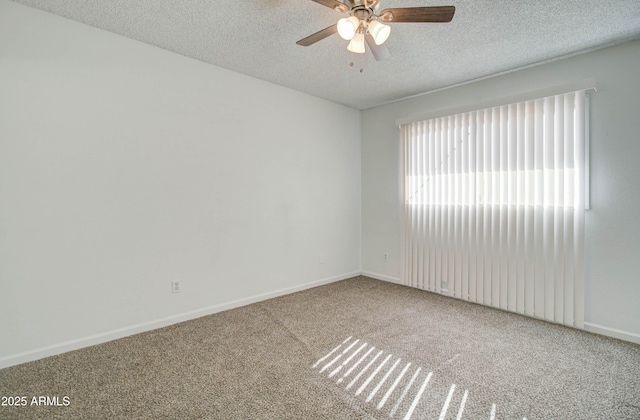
[297,0,455,61]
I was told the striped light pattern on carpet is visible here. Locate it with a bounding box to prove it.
[312,336,527,420]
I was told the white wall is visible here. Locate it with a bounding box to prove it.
[0,0,361,366]
[362,40,640,340]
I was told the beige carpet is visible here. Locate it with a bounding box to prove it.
[1,276,639,419]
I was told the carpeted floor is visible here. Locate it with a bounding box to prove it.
[1,276,639,419]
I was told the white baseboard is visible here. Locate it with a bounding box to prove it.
[5,272,636,370]
[584,322,640,345]
[360,272,640,346]
[360,270,403,285]
[0,271,360,369]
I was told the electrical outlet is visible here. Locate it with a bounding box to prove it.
[384,252,389,262]
[171,280,182,294]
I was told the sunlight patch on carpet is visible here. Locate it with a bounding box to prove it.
[312,336,529,420]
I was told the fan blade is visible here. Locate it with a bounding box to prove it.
[379,6,455,23]
[309,0,349,13]
[296,24,338,46]
[365,34,391,61]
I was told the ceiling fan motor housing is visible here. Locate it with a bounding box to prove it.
[347,0,380,18]
[346,0,380,8]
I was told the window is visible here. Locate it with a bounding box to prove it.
[400,89,590,328]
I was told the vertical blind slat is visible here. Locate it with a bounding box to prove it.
[524,101,535,316]
[428,120,436,292]
[461,113,470,300]
[441,117,449,293]
[417,121,423,290]
[401,125,408,288]
[533,99,545,318]
[476,111,485,304]
[483,109,492,305]
[499,106,509,310]
[563,93,575,326]
[507,104,518,312]
[553,95,565,325]
[448,116,456,295]
[454,115,463,299]
[516,102,526,314]
[543,97,555,321]
[421,121,429,291]
[491,107,500,307]
[574,91,586,328]
[469,112,477,302]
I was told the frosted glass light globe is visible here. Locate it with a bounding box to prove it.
[337,16,360,40]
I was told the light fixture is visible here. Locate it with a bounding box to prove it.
[347,32,365,54]
[368,20,391,45]
[337,16,360,40]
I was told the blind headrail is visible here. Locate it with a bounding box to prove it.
[396,78,597,128]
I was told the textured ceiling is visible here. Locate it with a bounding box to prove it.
[11,0,640,109]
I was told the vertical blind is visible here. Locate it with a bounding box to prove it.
[400,90,587,328]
